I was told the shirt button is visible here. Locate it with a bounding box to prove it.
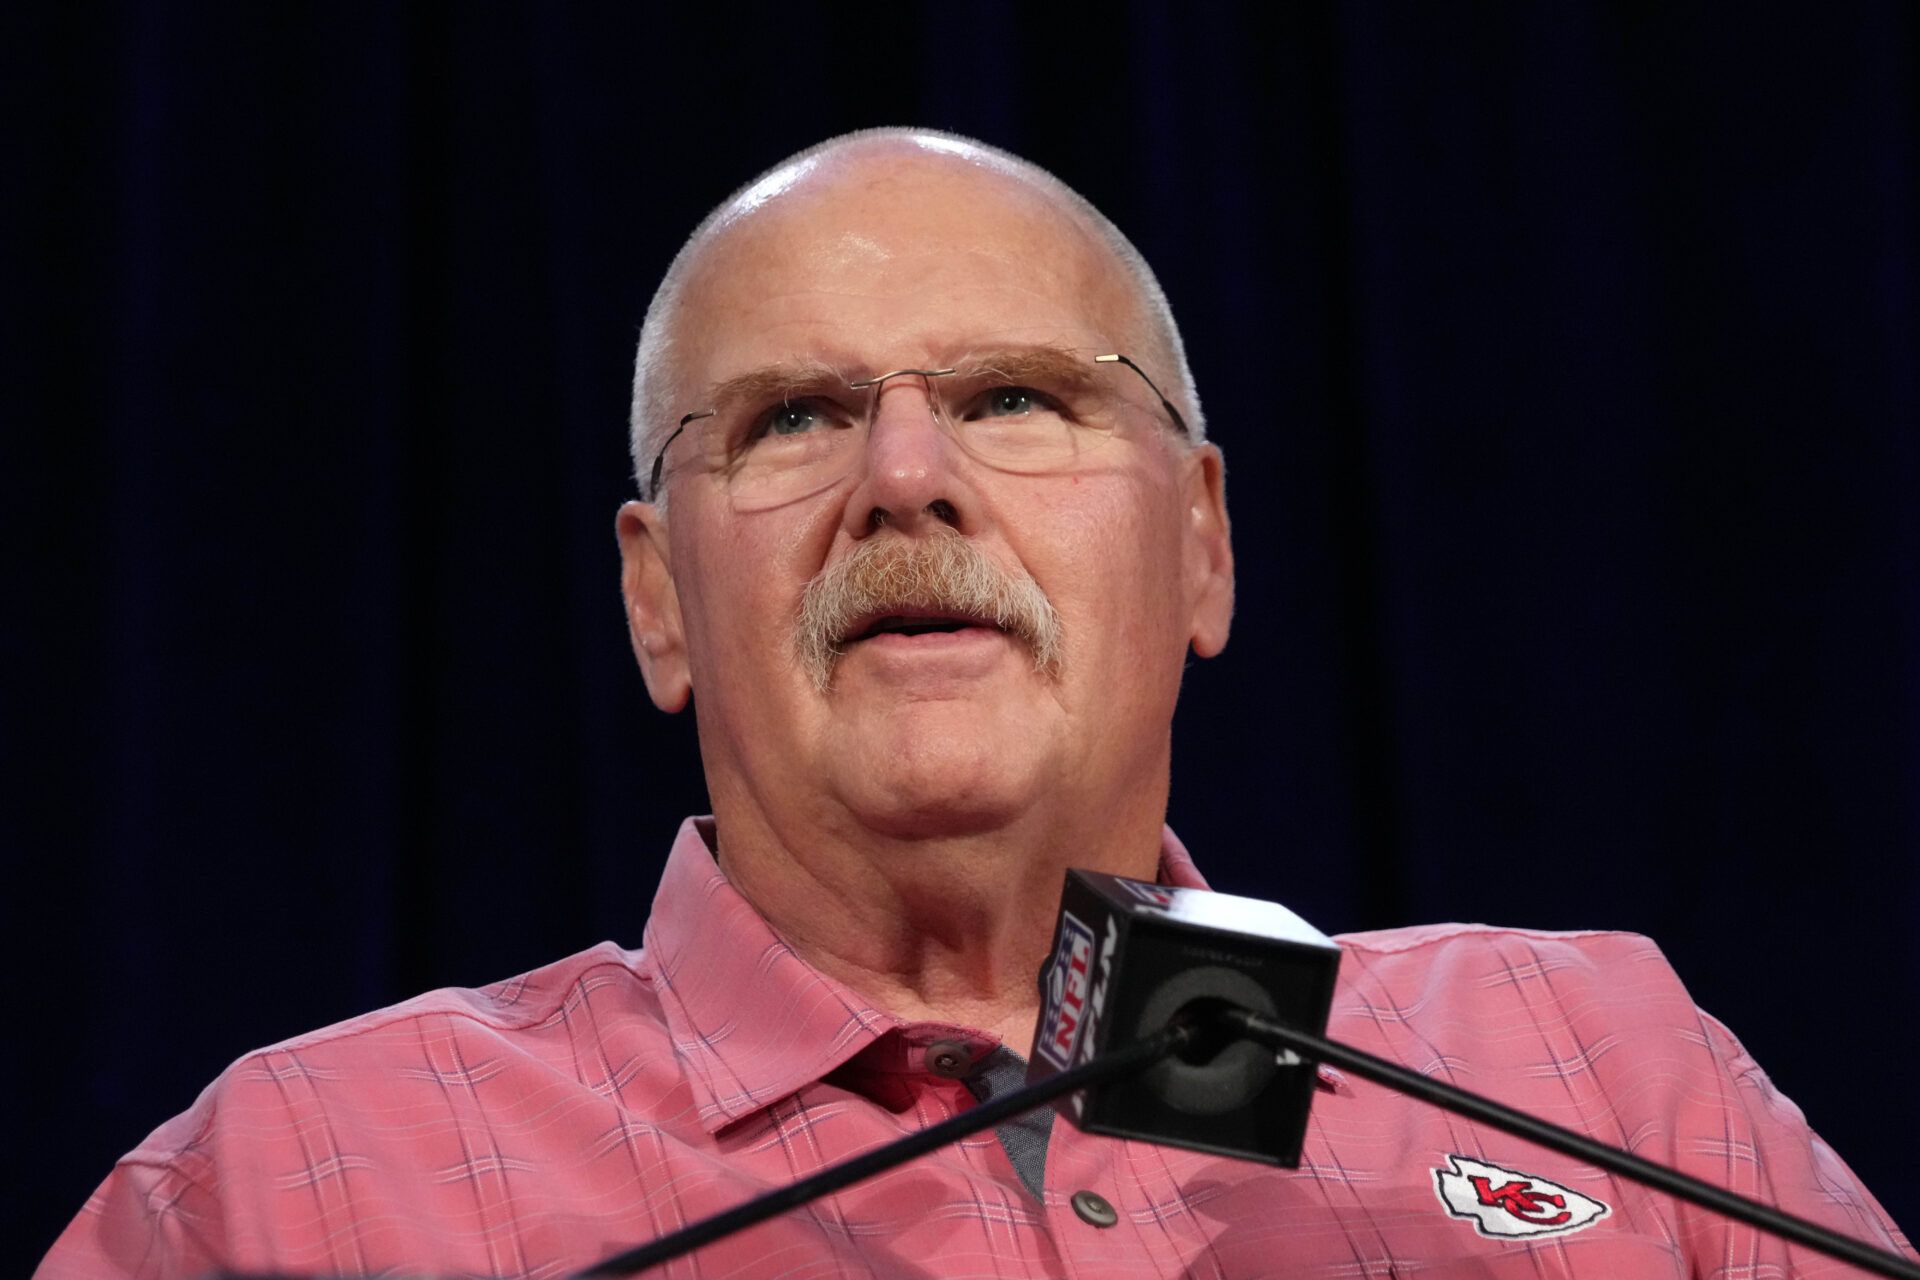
[1070,1189,1118,1228]
[925,1040,972,1078]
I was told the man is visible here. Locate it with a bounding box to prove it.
[41,129,1911,1278]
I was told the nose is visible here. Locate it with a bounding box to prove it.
[841,374,972,537]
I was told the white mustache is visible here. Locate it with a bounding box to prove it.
[794,531,1063,692]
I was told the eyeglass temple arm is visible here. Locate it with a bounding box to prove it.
[1095,353,1191,438]
[647,411,713,501]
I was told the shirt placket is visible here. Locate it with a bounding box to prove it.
[1044,1123,1202,1278]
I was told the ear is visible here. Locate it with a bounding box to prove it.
[1182,445,1234,658]
[616,500,692,713]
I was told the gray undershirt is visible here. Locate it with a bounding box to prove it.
[964,1046,1052,1199]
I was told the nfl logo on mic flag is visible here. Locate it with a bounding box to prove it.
[1028,870,1343,1166]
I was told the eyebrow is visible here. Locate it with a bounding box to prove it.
[698,359,848,412]
[694,343,1104,411]
[954,344,1103,394]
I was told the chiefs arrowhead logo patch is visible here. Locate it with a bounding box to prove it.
[1434,1154,1611,1239]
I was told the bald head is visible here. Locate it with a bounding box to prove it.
[629,128,1204,498]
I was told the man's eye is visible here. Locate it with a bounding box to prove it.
[753,401,833,439]
[970,386,1048,419]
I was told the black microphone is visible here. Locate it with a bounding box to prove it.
[1025,868,1341,1166]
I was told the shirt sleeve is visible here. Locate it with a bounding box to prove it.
[36,1150,230,1280]
[1673,1006,1914,1276]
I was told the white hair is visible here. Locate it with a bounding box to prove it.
[628,127,1205,501]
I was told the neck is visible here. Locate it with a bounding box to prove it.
[710,799,1166,1055]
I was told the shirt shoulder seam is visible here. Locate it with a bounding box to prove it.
[123,950,654,1171]
[219,947,651,1066]
[1333,922,1651,956]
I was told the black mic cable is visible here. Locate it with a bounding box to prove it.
[573,1003,1919,1280]
[571,1019,1195,1277]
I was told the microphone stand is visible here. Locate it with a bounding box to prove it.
[1215,1006,1920,1280]
[574,1007,1919,1280]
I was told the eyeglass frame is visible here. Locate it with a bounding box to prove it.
[643,351,1191,502]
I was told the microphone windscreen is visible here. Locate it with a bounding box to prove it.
[1027,871,1341,1166]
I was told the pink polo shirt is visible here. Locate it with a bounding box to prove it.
[41,819,1912,1278]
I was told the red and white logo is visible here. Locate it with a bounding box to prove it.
[1434,1154,1610,1239]
[1035,912,1097,1069]
[1115,878,1177,909]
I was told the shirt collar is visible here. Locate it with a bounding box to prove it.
[1155,824,1210,890]
[644,818,899,1134]
[642,817,1328,1133]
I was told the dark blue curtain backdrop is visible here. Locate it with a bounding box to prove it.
[7,3,1917,1265]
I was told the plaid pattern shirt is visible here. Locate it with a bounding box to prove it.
[42,818,1912,1278]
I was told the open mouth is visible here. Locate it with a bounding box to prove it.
[845,612,1000,644]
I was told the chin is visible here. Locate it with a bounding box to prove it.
[852,797,1024,842]
[838,737,1040,840]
